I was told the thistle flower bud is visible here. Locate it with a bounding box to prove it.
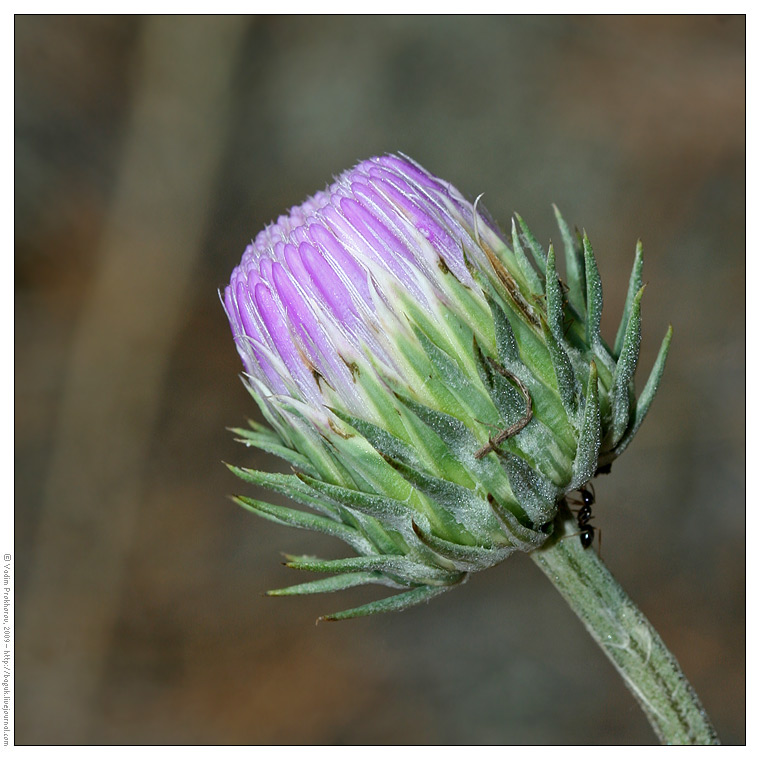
[223,154,671,620]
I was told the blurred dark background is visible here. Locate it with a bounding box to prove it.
[15,15,744,745]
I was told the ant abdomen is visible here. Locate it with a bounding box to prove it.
[567,483,597,551]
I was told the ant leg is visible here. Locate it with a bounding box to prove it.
[560,529,585,544]
[560,528,600,555]
[474,364,533,459]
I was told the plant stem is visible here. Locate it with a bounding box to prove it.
[530,508,720,745]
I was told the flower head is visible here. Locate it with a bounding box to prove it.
[223,154,671,619]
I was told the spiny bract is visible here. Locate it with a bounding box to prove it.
[223,154,671,620]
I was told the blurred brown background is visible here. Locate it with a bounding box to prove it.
[15,15,744,745]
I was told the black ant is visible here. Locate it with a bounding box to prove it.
[566,482,598,550]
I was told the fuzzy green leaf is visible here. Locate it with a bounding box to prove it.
[345,357,413,442]
[227,465,339,517]
[545,243,566,342]
[392,388,533,527]
[411,520,514,572]
[296,473,416,532]
[267,572,402,596]
[319,420,413,500]
[614,240,644,358]
[487,292,520,365]
[583,233,603,348]
[413,325,497,425]
[390,330,469,421]
[510,217,545,294]
[499,452,559,526]
[612,325,673,459]
[541,315,580,424]
[229,462,402,555]
[472,339,528,427]
[319,584,453,621]
[328,408,421,470]
[232,495,373,554]
[571,361,601,489]
[229,427,320,477]
[434,258,496,348]
[486,493,550,549]
[385,456,497,542]
[393,390,479,462]
[553,205,586,315]
[610,286,644,447]
[515,213,547,277]
[284,554,463,586]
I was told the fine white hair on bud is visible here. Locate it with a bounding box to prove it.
[223,154,672,620]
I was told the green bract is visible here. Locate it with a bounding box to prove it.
[223,155,671,620]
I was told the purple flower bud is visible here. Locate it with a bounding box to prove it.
[223,154,671,620]
[224,154,501,411]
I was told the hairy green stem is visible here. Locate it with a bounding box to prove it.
[530,509,720,745]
